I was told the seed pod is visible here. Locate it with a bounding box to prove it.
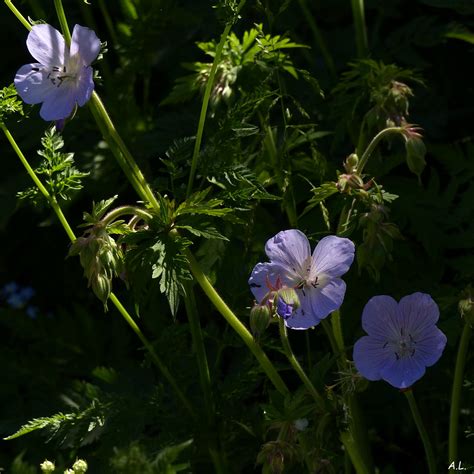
[405,136,426,180]
[250,304,272,338]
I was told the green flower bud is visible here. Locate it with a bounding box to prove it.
[92,274,112,308]
[40,460,56,473]
[405,136,426,180]
[459,297,474,327]
[250,304,272,338]
[344,153,359,173]
[72,459,88,473]
[277,288,300,310]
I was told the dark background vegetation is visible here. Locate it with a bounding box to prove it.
[1,0,474,472]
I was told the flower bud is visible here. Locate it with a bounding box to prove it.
[250,304,271,338]
[72,459,88,473]
[40,460,56,473]
[344,153,359,173]
[459,297,474,327]
[405,136,426,180]
[276,288,300,320]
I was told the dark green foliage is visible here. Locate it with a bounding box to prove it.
[0,84,23,123]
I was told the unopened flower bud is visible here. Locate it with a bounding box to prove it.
[459,297,474,327]
[92,274,111,308]
[405,136,426,179]
[72,459,88,473]
[276,288,300,320]
[40,460,56,473]
[250,304,271,338]
[344,153,359,173]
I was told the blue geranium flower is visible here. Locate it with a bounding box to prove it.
[353,293,447,389]
[248,229,355,329]
[15,24,101,121]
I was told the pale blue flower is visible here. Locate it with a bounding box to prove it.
[249,230,355,329]
[15,24,101,121]
[353,293,447,389]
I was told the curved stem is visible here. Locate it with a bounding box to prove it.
[1,123,195,420]
[404,389,437,474]
[101,205,153,226]
[53,0,72,45]
[350,0,368,58]
[4,0,31,30]
[357,127,402,174]
[185,249,289,395]
[449,322,472,464]
[186,0,247,198]
[278,318,325,408]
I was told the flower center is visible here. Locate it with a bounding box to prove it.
[384,327,417,360]
[295,256,318,289]
[46,55,81,88]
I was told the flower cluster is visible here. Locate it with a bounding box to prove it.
[249,230,447,389]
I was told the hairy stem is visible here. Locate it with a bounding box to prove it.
[404,390,437,474]
[449,322,472,464]
[186,0,247,198]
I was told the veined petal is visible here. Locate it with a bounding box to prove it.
[353,336,395,381]
[361,295,401,340]
[312,236,355,279]
[381,356,426,389]
[39,84,77,121]
[27,24,66,67]
[14,63,56,104]
[70,24,101,66]
[285,278,346,329]
[248,262,291,303]
[75,66,95,106]
[412,325,447,367]
[399,292,440,336]
[264,229,311,277]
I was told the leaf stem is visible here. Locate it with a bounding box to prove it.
[186,0,247,198]
[1,123,195,420]
[278,318,325,408]
[449,322,472,464]
[185,249,289,395]
[101,205,153,226]
[404,389,437,474]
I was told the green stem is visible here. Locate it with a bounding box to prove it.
[101,205,153,225]
[183,282,226,473]
[278,318,325,408]
[1,123,195,420]
[341,431,369,474]
[98,0,119,46]
[297,0,337,79]
[404,390,437,474]
[53,0,72,45]
[186,0,247,198]
[4,0,32,30]
[357,127,402,174]
[449,322,472,464]
[185,249,289,395]
[88,92,160,210]
[350,0,368,58]
[331,310,345,354]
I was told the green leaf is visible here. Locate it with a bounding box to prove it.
[301,182,338,216]
[0,84,24,123]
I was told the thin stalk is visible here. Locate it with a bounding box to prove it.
[357,127,402,174]
[350,0,368,58]
[1,123,195,420]
[297,0,336,79]
[341,431,369,474]
[101,205,153,225]
[4,0,32,30]
[449,322,472,464]
[53,0,71,45]
[278,318,325,408]
[185,249,289,395]
[331,310,345,354]
[404,390,436,474]
[186,0,247,198]
[183,281,226,474]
